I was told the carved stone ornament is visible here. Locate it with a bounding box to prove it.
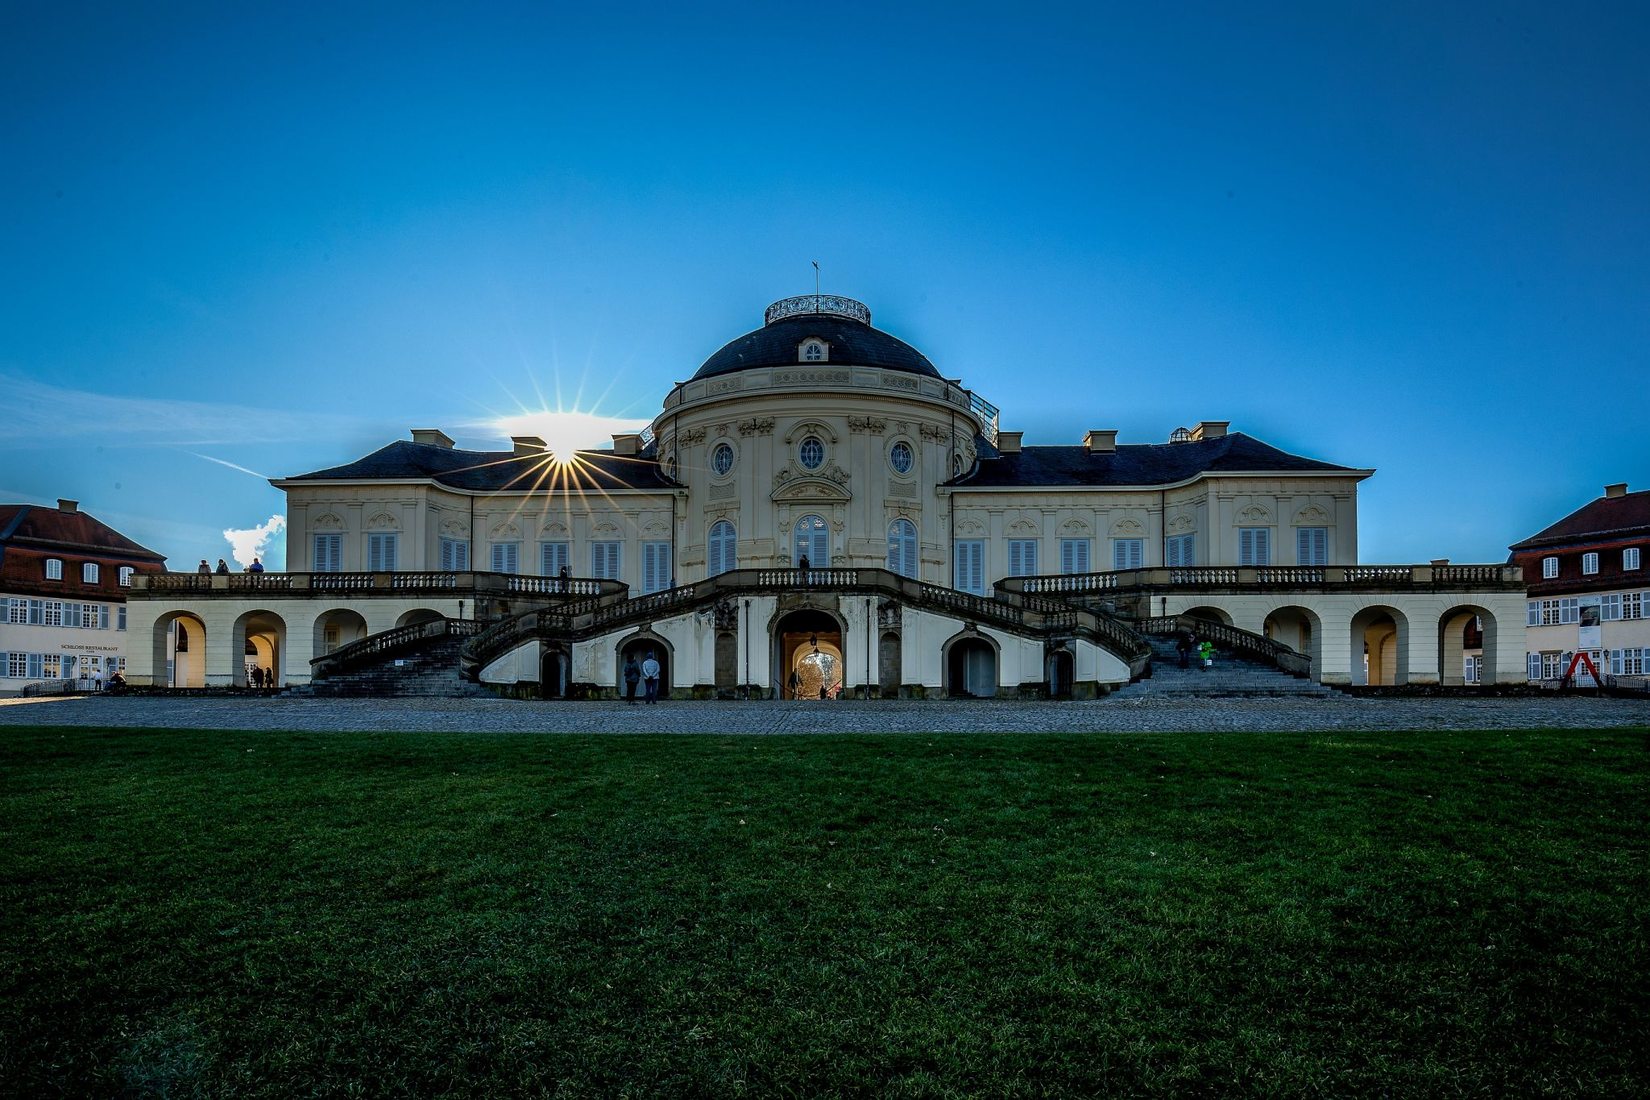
[1111,518,1145,536]
[1294,505,1331,525]
[1167,515,1195,534]
[1057,518,1092,536]
[878,600,902,630]
[848,416,887,434]
[679,427,706,445]
[918,424,948,442]
[772,477,851,504]
[440,519,469,537]
[1006,518,1039,535]
[312,512,345,531]
[366,511,399,531]
[490,521,521,540]
[956,518,986,536]
[738,417,775,436]
[714,422,731,438]
[712,600,739,631]
[1237,505,1273,524]
[824,463,851,486]
[541,521,570,537]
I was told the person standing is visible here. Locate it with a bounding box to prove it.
[249,557,264,574]
[641,650,661,704]
[1175,632,1193,669]
[215,558,230,574]
[622,655,641,704]
[787,668,801,700]
[197,559,211,574]
[1198,640,1215,670]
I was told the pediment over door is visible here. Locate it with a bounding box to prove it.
[770,478,852,504]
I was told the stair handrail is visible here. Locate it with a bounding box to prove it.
[1136,614,1311,678]
[460,567,1152,679]
[312,616,485,678]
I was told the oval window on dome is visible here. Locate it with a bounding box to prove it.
[799,339,828,363]
[889,441,914,475]
[711,442,734,477]
[799,436,825,470]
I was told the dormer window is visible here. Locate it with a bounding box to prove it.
[45,558,63,580]
[799,338,828,363]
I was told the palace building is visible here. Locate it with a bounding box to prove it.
[124,293,1527,697]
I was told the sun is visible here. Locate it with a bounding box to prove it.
[487,409,652,463]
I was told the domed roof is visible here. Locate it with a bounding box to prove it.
[692,295,940,381]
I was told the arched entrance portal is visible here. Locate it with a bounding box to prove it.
[1351,606,1408,686]
[539,645,569,699]
[233,609,287,688]
[1439,605,1496,686]
[774,609,844,699]
[617,634,672,700]
[945,634,999,698]
[1046,647,1073,698]
[154,612,207,688]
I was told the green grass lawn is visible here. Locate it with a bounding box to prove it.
[2,727,1646,1097]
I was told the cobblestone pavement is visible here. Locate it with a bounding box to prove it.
[1,693,1645,734]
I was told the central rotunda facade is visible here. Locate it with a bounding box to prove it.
[124,294,1528,697]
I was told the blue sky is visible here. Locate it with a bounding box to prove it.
[3,2,1646,568]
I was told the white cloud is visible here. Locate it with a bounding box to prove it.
[224,515,285,569]
[476,410,652,456]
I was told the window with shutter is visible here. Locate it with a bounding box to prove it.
[953,540,984,594]
[591,541,622,580]
[1296,527,1327,565]
[642,541,672,593]
[887,520,917,578]
[440,538,470,571]
[1239,528,1271,566]
[793,515,829,567]
[708,521,736,577]
[367,533,398,572]
[1007,539,1038,577]
[491,542,520,574]
[1112,538,1143,570]
[1060,538,1090,574]
[1166,534,1195,567]
[313,535,342,573]
[540,541,569,577]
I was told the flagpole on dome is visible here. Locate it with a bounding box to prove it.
[812,260,820,312]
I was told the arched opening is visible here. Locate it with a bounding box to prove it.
[1439,605,1496,686]
[232,609,287,689]
[396,608,444,629]
[773,608,844,699]
[1046,647,1074,698]
[944,633,999,698]
[1263,605,1323,671]
[539,645,569,699]
[1182,605,1234,627]
[313,608,369,658]
[617,633,673,701]
[1350,606,1408,686]
[154,612,207,688]
[878,630,902,697]
[793,514,829,568]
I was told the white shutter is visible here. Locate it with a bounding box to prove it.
[591,542,621,580]
[491,542,519,574]
[954,540,984,594]
[709,522,736,577]
[368,533,397,572]
[1112,539,1143,570]
[1060,538,1090,574]
[1008,540,1037,577]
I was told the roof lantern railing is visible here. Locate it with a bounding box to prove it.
[764,294,872,326]
[969,391,1000,445]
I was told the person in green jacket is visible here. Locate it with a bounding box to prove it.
[1197,640,1214,669]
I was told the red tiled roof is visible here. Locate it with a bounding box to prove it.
[0,504,167,562]
[1509,490,1650,550]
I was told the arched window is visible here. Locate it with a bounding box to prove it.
[799,436,825,470]
[887,518,918,578]
[794,514,829,567]
[708,520,737,577]
[799,339,828,362]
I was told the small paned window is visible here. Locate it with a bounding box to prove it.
[1542,556,1558,579]
[118,566,134,587]
[711,442,735,477]
[799,436,825,470]
[1582,552,1599,575]
[82,563,100,583]
[889,441,914,475]
[45,558,62,580]
[1626,547,1641,571]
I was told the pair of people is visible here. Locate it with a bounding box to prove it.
[622,651,662,703]
[248,666,272,689]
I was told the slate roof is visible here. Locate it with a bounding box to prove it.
[281,441,679,492]
[0,504,167,561]
[693,313,940,381]
[1509,489,1650,550]
[949,433,1367,488]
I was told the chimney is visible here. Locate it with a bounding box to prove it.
[1191,420,1229,441]
[1605,482,1628,498]
[411,428,455,449]
[1083,430,1117,454]
[997,431,1023,454]
[57,498,79,513]
[611,433,642,456]
[511,436,547,456]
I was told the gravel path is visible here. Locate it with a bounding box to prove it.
[2,694,1645,734]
